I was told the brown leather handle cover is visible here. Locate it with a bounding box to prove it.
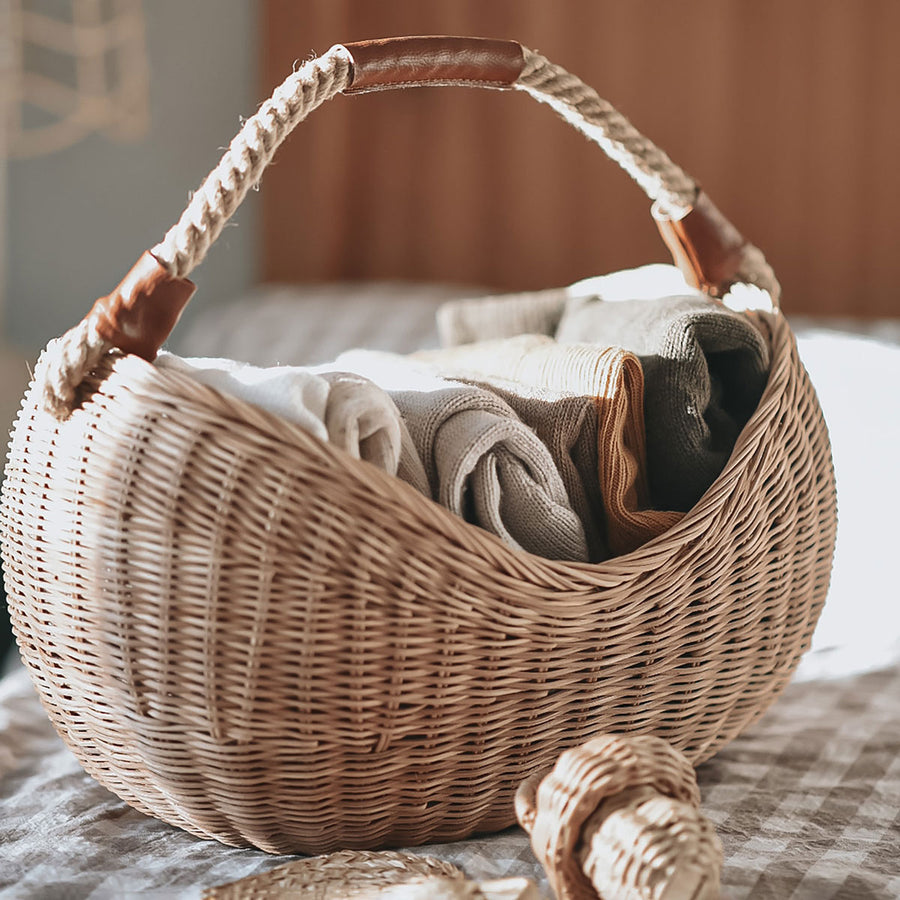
[654,191,748,298]
[87,251,196,360]
[343,36,525,94]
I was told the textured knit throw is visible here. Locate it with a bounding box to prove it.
[329,350,590,562]
[556,288,771,511]
[415,335,683,558]
[435,265,771,512]
[436,289,568,349]
[434,267,697,350]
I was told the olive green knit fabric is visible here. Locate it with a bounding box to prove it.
[556,295,770,511]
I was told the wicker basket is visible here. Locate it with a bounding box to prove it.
[1,37,836,855]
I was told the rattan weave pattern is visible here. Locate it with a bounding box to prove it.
[201,850,466,899]
[0,310,836,854]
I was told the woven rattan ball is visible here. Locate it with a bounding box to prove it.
[516,734,722,900]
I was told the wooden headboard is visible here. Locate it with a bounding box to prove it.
[261,1,900,317]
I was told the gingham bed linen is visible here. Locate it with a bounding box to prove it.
[1,285,898,899]
[697,666,900,900]
[1,663,898,899]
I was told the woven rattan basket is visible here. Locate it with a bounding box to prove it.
[1,37,836,855]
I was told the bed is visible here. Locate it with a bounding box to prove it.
[1,283,898,899]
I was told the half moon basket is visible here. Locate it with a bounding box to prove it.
[1,37,837,855]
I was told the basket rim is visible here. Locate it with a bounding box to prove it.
[34,309,799,587]
[0,303,836,852]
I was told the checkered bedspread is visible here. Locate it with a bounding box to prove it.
[2,664,897,899]
[2,285,898,899]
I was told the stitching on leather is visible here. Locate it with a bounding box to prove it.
[345,77,515,94]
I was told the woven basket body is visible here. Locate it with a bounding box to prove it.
[1,309,836,853]
[1,37,836,854]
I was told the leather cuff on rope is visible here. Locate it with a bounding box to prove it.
[41,251,195,420]
[653,190,781,309]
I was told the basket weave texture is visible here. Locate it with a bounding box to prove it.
[1,309,836,854]
[202,850,465,899]
[1,37,836,855]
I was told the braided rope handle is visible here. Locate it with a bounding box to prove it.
[40,37,780,418]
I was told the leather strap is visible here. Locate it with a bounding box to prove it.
[87,251,196,360]
[654,191,748,298]
[343,36,525,94]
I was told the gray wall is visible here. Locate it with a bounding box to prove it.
[5,0,259,353]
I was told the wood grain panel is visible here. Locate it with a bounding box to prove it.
[261,1,900,317]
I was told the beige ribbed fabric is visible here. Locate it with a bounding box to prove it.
[415,336,683,557]
[486,379,608,561]
[436,289,568,348]
[328,350,590,562]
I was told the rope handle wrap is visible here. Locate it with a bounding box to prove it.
[41,35,780,419]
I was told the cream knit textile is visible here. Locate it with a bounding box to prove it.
[436,289,568,349]
[154,354,421,484]
[415,335,683,557]
[435,266,700,351]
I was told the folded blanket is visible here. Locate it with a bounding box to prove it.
[415,336,683,557]
[434,266,694,350]
[555,269,771,510]
[330,350,590,562]
[154,354,425,486]
[317,371,428,494]
[437,289,568,348]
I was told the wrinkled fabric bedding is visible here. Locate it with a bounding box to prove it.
[2,659,898,899]
[2,283,898,899]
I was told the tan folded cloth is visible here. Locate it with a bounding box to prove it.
[317,371,429,494]
[331,350,590,562]
[436,289,568,348]
[415,336,683,556]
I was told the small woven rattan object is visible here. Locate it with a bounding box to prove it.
[1,37,836,854]
[516,734,722,900]
[203,850,537,900]
[202,850,464,899]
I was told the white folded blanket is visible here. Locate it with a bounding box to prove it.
[154,354,426,488]
[328,350,591,561]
